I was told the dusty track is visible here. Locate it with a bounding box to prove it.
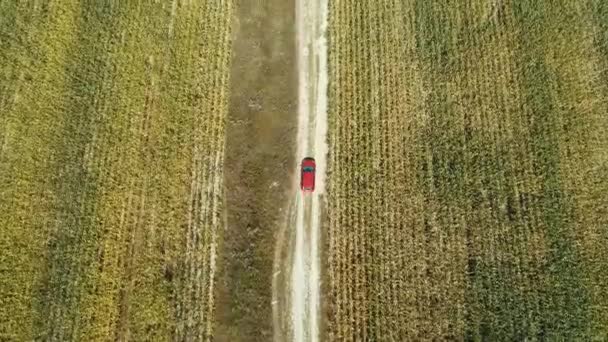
[272,0,329,341]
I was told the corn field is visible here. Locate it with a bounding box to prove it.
[326,0,608,340]
[0,1,232,341]
[3,0,608,341]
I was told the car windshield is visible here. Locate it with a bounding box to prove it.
[303,166,314,172]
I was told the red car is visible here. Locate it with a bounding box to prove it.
[300,157,316,193]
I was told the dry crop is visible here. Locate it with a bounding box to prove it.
[0,1,232,340]
[326,0,608,340]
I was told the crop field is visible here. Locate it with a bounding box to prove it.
[0,1,232,341]
[326,0,608,340]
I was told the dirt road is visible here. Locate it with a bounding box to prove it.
[272,0,329,341]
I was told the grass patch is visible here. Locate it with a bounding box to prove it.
[215,0,297,340]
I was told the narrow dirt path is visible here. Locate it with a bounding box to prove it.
[272,0,329,341]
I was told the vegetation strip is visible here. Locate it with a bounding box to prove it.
[0,1,233,341]
[326,0,608,340]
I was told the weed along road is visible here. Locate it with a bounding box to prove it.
[272,0,328,341]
